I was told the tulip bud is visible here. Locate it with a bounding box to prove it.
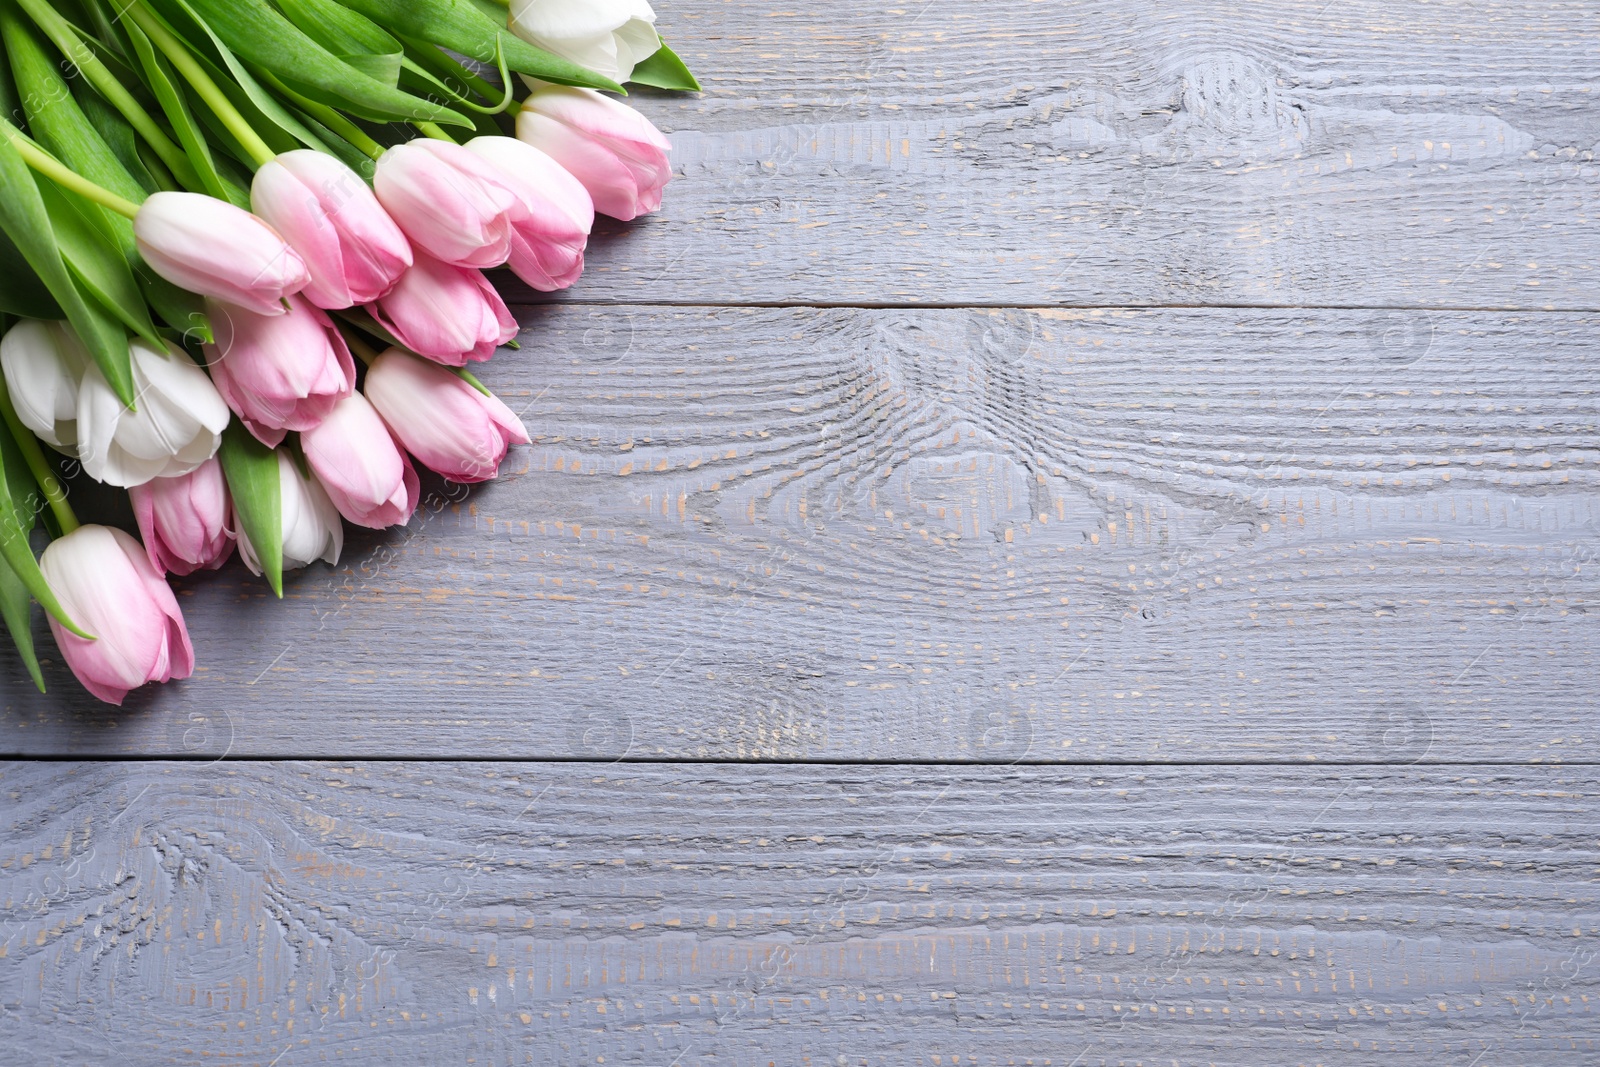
[364,347,529,483]
[251,150,413,309]
[202,296,356,447]
[0,318,89,450]
[507,0,661,85]
[372,139,518,269]
[516,84,671,221]
[464,136,593,292]
[128,456,235,576]
[237,451,344,575]
[133,191,311,316]
[75,339,231,488]
[301,392,421,529]
[39,524,194,705]
[364,251,517,366]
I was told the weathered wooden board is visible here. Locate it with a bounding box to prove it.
[513,0,1600,309]
[1,761,1595,1065]
[2,306,1594,760]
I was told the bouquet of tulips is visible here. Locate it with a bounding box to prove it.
[0,0,695,704]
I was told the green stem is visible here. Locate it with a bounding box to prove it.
[123,0,277,168]
[0,380,79,535]
[260,73,385,161]
[11,0,204,190]
[8,133,141,218]
[341,329,379,367]
[414,121,457,143]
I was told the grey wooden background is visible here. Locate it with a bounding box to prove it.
[2,0,1598,1062]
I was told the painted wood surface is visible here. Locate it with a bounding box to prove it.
[511,0,1600,309]
[2,761,1597,1065]
[3,305,1595,760]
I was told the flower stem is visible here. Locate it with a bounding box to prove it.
[11,0,204,190]
[261,75,387,161]
[8,133,141,219]
[342,330,379,367]
[124,1,277,168]
[0,380,79,535]
[414,121,458,144]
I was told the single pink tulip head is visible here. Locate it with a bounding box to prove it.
[134,191,310,316]
[372,139,519,269]
[363,251,517,366]
[251,150,413,309]
[202,295,356,447]
[301,391,421,529]
[464,136,593,292]
[39,525,195,705]
[128,456,235,576]
[364,347,530,484]
[515,83,671,221]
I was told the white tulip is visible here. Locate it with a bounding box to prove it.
[0,319,90,450]
[508,0,660,84]
[237,450,343,575]
[76,339,231,487]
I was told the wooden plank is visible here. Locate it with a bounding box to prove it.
[3,305,1595,760]
[512,0,1600,308]
[1,761,1595,1063]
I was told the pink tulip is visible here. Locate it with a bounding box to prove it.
[364,251,517,366]
[516,84,671,220]
[364,347,529,483]
[39,525,194,705]
[301,391,421,529]
[134,191,310,316]
[372,139,518,269]
[203,295,356,447]
[128,457,235,576]
[464,136,593,292]
[251,150,413,309]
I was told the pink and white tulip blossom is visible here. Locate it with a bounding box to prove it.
[464,136,593,292]
[1,318,89,450]
[251,150,413,309]
[128,456,235,576]
[134,191,310,316]
[508,0,660,84]
[372,139,518,269]
[301,391,420,529]
[364,347,530,483]
[237,450,344,575]
[203,296,356,447]
[364,251,517,366]
[40,524,194,705]
[516,83,671,220]
[76,339,231,487]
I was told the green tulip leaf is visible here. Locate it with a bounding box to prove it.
[0,414,44,691]
[335,0,624,93]
[627,40,699,92]
[137,265,211,344]
[0,551,44,692]
[34,178,166,353]
[0,388,89,639]
[0,228,63,318]
[144,0,323,155]
[148,0,474,126]
[272,0,403,86]
[0,118,136,407]
[124,18,237,203]
[74,86,165,196]
[218,419,283,597]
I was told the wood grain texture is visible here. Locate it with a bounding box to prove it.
[1,761,1596,1065]
[2,305,1595,760]
[515,0,1600,309]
